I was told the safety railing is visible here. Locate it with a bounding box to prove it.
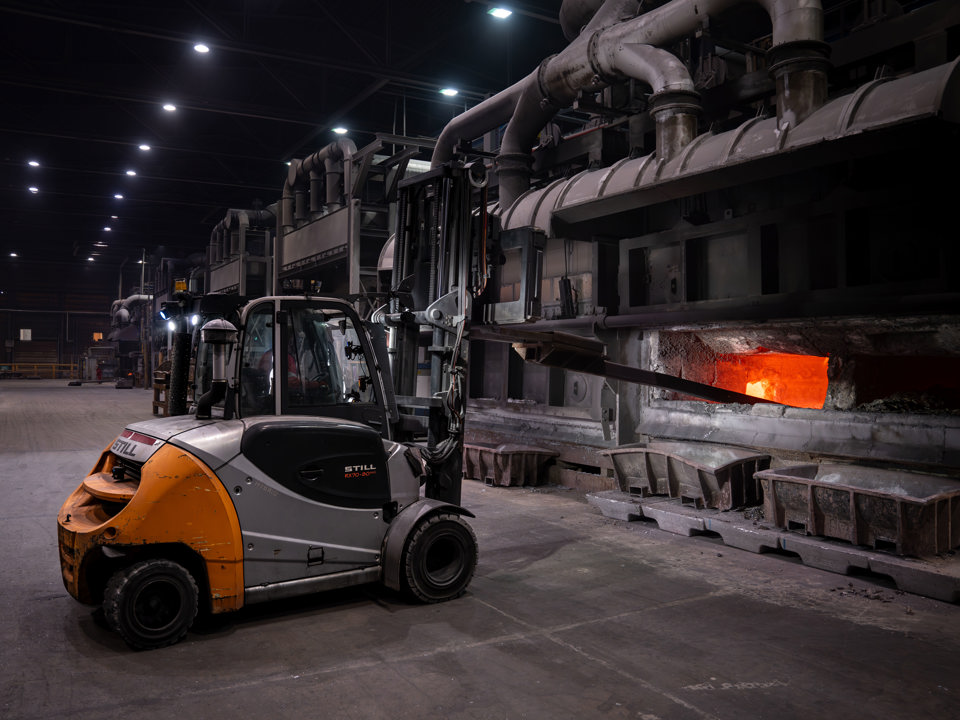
[0,363,79,379]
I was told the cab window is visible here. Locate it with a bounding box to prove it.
[239,303,275,416]
[285,307,376,409]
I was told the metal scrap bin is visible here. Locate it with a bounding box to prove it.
[604,440,770,510]
[463,443,558,487]
[756,464,960,557]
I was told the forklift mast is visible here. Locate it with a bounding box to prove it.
[385,159,491,506]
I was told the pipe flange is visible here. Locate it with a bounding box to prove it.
[766,39,832,77]
[536,55,568,109]
[495,152,534,181]
[648,88,701,118]
[587,30,621,85]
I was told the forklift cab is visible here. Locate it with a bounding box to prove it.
[195,297,395,437]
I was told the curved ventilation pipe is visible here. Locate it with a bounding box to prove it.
[430,0,610,167]
[431,76,530,168]
[500,0,828,209]
[599,0,828,126]
[432,0,827,211]
[208,205,277,262]
[498,43,699,209]
[280,138,357,236]
[111,293,153,326]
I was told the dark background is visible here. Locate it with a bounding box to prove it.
[0,0,566,308]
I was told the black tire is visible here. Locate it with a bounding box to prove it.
[103,559,199,650]
[403,513,478,603]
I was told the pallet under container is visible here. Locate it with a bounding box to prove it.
[604,440,771,511]
[756,464,960,558]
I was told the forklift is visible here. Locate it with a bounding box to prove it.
[56,148,772,649]
[57,159,490,649]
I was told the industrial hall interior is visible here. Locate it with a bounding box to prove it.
[3,1,960,718]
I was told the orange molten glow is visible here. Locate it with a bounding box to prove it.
[715,352,829,409]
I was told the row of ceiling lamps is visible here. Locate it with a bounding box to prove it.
[17,6,523,260]
[22,155,139,262]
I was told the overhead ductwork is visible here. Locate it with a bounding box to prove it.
[431,0,611,167]
[501,57,960,234]
[110,293,153,327]
[431,77,530,168]
[432,0,829,211]
[280,138,357,238]
[208,205,277,264]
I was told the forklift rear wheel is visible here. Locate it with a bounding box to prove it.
[403,513,478,603]
[103,559,199,650]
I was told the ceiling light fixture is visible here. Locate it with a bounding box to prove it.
[111,215,118,219]
[126,170,136,176]
[103,227,112,232]
[114,193,124,199]
[9,252,17,258]
[94,242,108,247]
[138,144,151,151]
[332,127,348,135]
[28,186,39,194]
[488,8,512,19]
[193,43,210,53]
[28,160,40,167]
[87,257,95,262]
[440,88,459,97]
[162,103,177,112]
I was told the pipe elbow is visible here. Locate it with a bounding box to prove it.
[335,137,356,161]
[286,160,303,187]
[430,76,530,168]
[593,39,696,96]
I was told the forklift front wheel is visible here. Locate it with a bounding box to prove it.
[103,559,199,650]
[403,513,478,603]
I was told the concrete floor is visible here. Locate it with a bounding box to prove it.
[2,379,959,720]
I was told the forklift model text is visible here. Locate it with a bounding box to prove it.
[345,464,376,478]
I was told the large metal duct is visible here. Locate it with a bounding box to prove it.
[280,138,357,236]
[430,76,530,168]
[430,0,610,167]
[432,0,828,211]
[209,205,277,263]
[111,293,153,326]
[500,57,960,234]
[499,0,827,208]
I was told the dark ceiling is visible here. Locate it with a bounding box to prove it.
[1,0,567,292]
